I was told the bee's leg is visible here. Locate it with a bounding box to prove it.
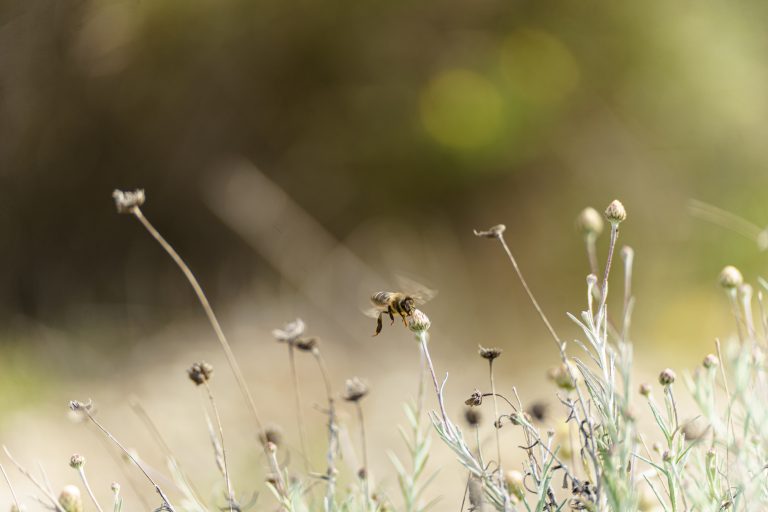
[388,307,395,325]
[373,313,383,336]
[401,312,408,327]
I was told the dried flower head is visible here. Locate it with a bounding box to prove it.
[69,454,85,469]
[342,377,369,402]
[259,426,284,448]
[639,383,652,397]
[58,485,83,512]
[478,345,502,361]
[112,189,145,214]
[407,309,431,333]
[604,199,627,224]
[272,318,306,343]
[68,400,93,413]
[187,362,214,385]
[473,224,506,239]
[548,362,577,391]
[576,207,604,237]
[294,337,319,352]
[464,407,481,426]
[658,368,676,386]
[703,354,719,369]
[465,389,483,406]
[504,470,526,501]
[719,265,743,289]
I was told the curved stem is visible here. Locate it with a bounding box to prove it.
[288,343,311,473]
[355,402,370,509]
[203,383,235,512]
[77,468,105,512]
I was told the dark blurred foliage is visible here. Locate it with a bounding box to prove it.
[2,0,768,326]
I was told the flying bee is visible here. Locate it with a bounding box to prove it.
[365,277,436,336]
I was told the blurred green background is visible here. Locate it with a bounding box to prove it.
[1,0,768,507]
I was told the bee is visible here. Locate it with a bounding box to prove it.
[365,277,436,336]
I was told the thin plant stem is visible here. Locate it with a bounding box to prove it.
[313,352,338,511]
[487,360,505,508]
[355,401,370,509]
[73,405,176,512]
[418,332,448,425]
[77,467,105,512]
[0,462,22,512]
[203,383,235,512]
[288,343,311,473]
[129,207,265,433]
[585,234,599,276]
[3,447,65,512]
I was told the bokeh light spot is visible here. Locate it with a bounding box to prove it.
[420,69,504,150]
[500,29,580,105]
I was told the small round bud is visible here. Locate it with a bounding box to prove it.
[658,368,676,386]
[576,207,604,237]
[719,266,743,289]
[407,309,431,333]
[621,245,634,262]
[69,454,85,469]
[547,362,577,391]
[504,470,526,501]
[703,354,719,369]
[187,362,213,385]
[259,425,283,448]
[342,377,369,402]
[58,485,83,512]
[639,383,652,397]
[604,199,627,224]
[473,224,506,239]
[110,482,120,494]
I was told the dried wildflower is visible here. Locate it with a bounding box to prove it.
[504,470,526,501]
[407,309,431,333]
[294,337,319,352]
[58,485,83,512]
[464,407,481,426]
[658,368,676,386]
[465,389,483,406]
[69,454,85,469]
[576,207,604,237]
[526,401,548,423]
[703,353,719,369]
[719,265,743,289]
[473,224,506,239]
[342,377,369,402]
[187,362,213,385]
[478,345,502,361]
[639,383,652,397]
[604,199,627,224]
[259,426,283,448]
[548,362,577,391]
[272,318,306,343]
[112,189,145,214]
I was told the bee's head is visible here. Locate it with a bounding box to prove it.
[403,296,415,313]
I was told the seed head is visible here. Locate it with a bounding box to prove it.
[639,383,652,397]
[658,368,676,386]
[294,337,319,353]
[272,318,306,344]
[464,389,483,406]
[407,309,431,333]
[504,470,526,501]
[259,426,283,448]
[342,377,369,402]
[703,354,719,369]
[464,407,481,426]
[112,189,145,214]
[576,207,604,237]
[69,454,85,469]
[473,224,506,239]
[187,362,213,385]
[719,266,743,289]
[58,485,83,512]
[604,199,627,224]
[478,345,502,361]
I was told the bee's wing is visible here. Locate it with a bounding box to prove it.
[395,275,437,305]
[362,307,383,319]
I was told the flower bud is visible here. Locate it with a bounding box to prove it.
[703,354,719,369]
[576,207,603,237]
[69,454,85,469]
[548,362,577,391]
[58,485,83,512]
[719,266,743,289]
[658,368,676,386]
[504,470,526,501]
[639,383,652,397]
[604,200,627,224]
[407,309,431,333]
